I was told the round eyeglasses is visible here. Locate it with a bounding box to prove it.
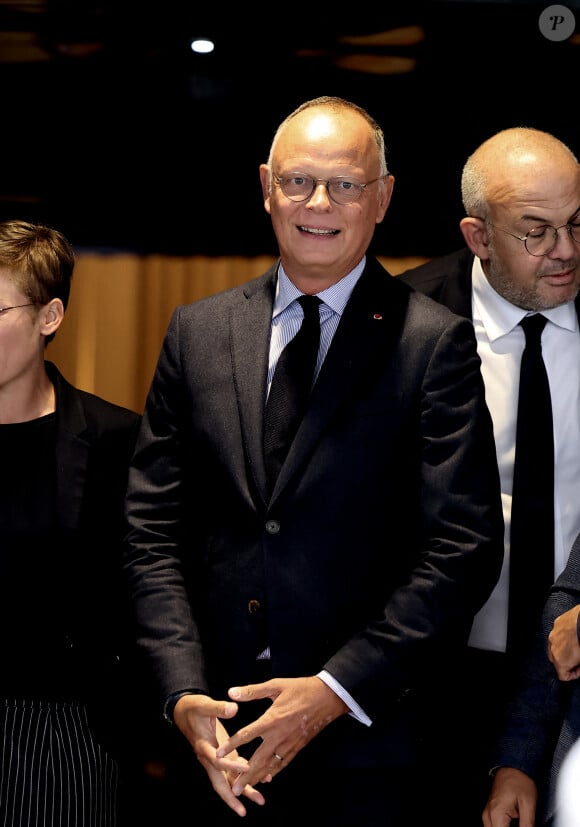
[273,173,384,205]
[0,302,36,317]
[476,218,580,257]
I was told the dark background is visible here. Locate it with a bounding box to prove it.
[0,0,579,258]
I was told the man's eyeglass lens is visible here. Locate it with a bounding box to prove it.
[275,174,379,205]
[489,222,580,256]
[523,223,580,256]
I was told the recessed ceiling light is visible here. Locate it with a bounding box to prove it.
[190,38,215,54]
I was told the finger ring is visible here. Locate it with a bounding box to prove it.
[273,753,284,761]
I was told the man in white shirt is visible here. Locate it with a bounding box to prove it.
[399,126,580,827]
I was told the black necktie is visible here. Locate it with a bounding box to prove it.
[263,295,321,492]
[507,313,554,658]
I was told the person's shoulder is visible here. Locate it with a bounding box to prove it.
[79,390,140,425]
[175,264,277,317]
[395,249,474,318]
[48,362,140,428]
[73,389,141,436]
[366,255,469,325]
[405,281,469,325]
[398,248,473,286]
[73,391,141,453]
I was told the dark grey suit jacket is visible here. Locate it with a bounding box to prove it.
[123,256,505,769]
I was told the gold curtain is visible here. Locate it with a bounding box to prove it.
[48,253,429,413]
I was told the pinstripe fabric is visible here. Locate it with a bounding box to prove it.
[0,700,118,827]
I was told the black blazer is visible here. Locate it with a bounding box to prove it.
[5,361,142,749]
[124,256,504,768]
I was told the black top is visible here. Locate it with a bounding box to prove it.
[0,414,79,697]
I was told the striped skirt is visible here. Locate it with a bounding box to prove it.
[0,699,119,827]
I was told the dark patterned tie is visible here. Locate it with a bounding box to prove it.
[507,313,554,658]
[263,295,321,493]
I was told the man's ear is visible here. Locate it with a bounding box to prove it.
[41,298,64,333]
[460,216,490,261]
[259,164,272,215]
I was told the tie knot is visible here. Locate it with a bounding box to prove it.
[298,294,321,320]
[520,313,547,344]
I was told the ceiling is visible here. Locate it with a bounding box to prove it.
[0,1,579,258]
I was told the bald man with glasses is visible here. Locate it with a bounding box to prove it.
[399,126,580,827]
[122,96,504,827]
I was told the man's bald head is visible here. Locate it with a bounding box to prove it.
[461,127,579,219]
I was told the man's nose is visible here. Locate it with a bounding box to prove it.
[307,181,332,207]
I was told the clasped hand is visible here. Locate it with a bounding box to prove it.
[173,675,348,817]
[548,604,580,681]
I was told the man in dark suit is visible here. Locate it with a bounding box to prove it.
[122,96,504,826]
[399,127,580,826]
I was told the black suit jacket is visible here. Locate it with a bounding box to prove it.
[123,256,504,769]
[2,361,142,752]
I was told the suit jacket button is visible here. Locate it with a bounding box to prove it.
[248,599,261,614]
[265,520,280,534]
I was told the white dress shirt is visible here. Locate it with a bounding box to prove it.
[468,257,580,652]
[556,735,580,827]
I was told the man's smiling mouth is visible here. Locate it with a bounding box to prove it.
[299,226,339,235]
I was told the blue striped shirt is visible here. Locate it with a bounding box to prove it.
[266,258,366,397]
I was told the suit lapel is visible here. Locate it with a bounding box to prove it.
[49,364,90,535]
[229,267,277,499]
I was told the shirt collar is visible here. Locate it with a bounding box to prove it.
[274,257,366,318]
[472,255,578,341]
